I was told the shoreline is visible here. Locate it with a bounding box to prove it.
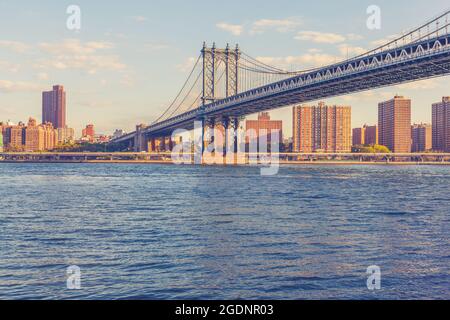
[1,160,450,166]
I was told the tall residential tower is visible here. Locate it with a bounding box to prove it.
[42,85,66,129]
[293,102,352,153]
[378,96,411,153]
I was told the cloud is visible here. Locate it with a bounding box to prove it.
[132,16,148,23]
[255,53,339,70]
[176,57,197,72]
[370,34,399,47]
[0,40,30,53]
[397,78,440,90]
[216,17,303,36]
[216,23,244,36]
[36,72,49,80]
[39,39,114,55]
[36,39,126,74]
[143,43,170,51]
[295,31,346,44]
[0,80,43,93]
[250,18,302,34]
[0,60,21,73]
[347,33,364,41]
[338,44,367,57]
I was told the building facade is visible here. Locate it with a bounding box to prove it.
[293,103,352,153]
[4,123,25,151]
[42,85,66,129]
[365,125,379,145]
[378,96,412,153]
[432,97,450,152]
[411,123,432,152]
[82,124,95,142]
[245,112,283,150]
[56,127,75,145]
[352,125,379,146]
[352,127,365,146]
[24,118,57,152]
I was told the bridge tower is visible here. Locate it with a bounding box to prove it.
[202,43,240,105]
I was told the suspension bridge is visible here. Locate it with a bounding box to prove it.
[111,9,450,153]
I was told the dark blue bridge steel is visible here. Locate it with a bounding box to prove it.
[111,10,450,150]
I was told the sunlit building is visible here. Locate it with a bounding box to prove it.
[42,85,66,129]
[293,103,352,153]
[432,97,450,152]
[411,123,432,152]
[246,112,283,150]
[378,96,411,153]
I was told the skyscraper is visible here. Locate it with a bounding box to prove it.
[432,97,450,152]
[352,127,366,146]
[352,125,378,146]
[411,123,432,152]
[365,125,379,145]
[42,85,66,129]
[293,103,352,153]
[378,96,411,153]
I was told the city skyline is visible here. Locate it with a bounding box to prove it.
[1,1,450,136]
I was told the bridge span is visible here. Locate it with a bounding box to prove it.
[110,10,450,153]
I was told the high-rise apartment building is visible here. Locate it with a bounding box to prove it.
[56,127,75,145]
[293,106,313,152]
[432,97,450,152]
[24,118,56,152]
[378,96,411,153]
[293,102,352,153]
[352,127,365,146]
[365,125,379,145]
[42,85,66,129]
[352,125,379,146]
[246,112,283,149]
[411,123,432,152]
[4,123,25,151]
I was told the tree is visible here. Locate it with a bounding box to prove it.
[352,144,391,153]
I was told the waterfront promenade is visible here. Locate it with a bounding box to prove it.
[1,152,450,165]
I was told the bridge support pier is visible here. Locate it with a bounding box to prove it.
[134,124,149,152]
[148,138,156,153]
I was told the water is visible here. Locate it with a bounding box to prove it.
[0,163,449,300]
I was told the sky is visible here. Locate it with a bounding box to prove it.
[0,0,449,137]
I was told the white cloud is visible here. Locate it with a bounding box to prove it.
[0,80,43,93]
[216,23,244,36]
[347,33,364,41]
[132,16,148,23]
[250,18,302,35]
[36,39,126,74]
[144,43,170,51]
[370,34,400,47]
[397,78,440,90]
[36,72,49,80]
[295,31,346,44]
[0,40,30,53]
[255,53,339,70]
[338,44,367,57]
[39,39,114,55]
[176,57,197,72]
[0,60,20,73]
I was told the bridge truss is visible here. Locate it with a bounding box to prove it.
[111,9,450,151]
